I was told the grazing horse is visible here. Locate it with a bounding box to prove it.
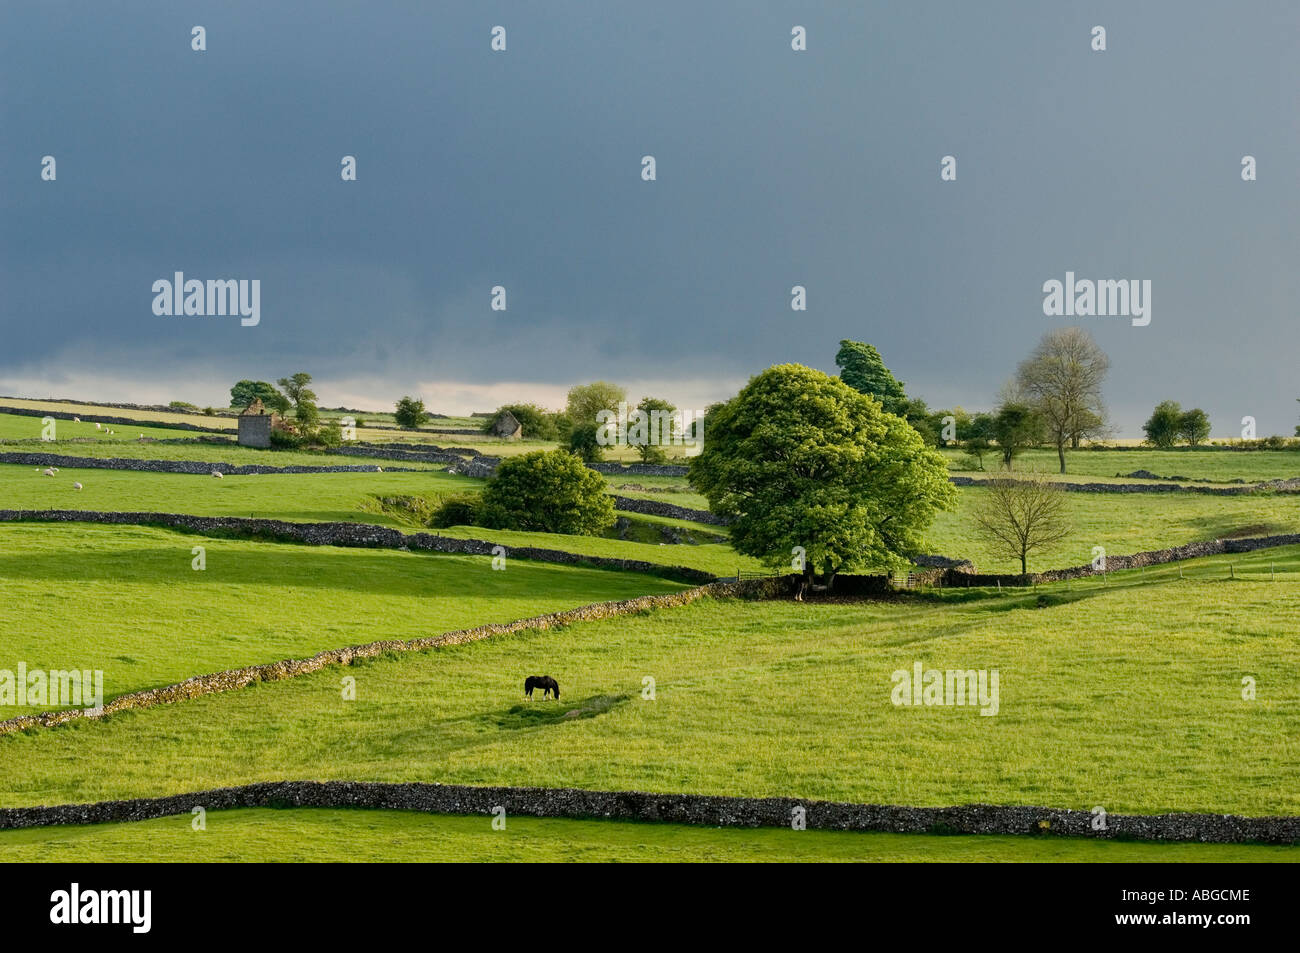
[524,675,560,700]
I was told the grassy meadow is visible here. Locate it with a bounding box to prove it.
[2,545,1297,821]
[928,485,1300,572]
[3,396,1299,862]
[946,447,1300,484]
[5,459,1296,576]
[0,808,1291,862]
[0,522,687,711]
[0,462,473,521]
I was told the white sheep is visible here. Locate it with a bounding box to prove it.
[211,471,223,479]
[72,482,82,490]
[95,423,101,430]
[376,466,383,472]
[73,416,80,422]
[42,468,55,476]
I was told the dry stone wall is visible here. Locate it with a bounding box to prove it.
[0,575,788,737]
[953,475,1300,496]
[588,462,691,477]
[1,779,1294,844]
[610,495,726,525]
[0,509,718,584]
[331,445,468,465]
[936,533,1300,586]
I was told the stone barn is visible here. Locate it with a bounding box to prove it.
[490,409,523,440]
[237,399,273,448]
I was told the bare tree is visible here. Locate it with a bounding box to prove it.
[971,475,1071,575]
[1015,328,1109,473]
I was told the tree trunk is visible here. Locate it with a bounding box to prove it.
[1021,553,1027,575]
[1057,441,1066,474]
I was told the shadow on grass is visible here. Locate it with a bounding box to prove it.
[488,693,631,730]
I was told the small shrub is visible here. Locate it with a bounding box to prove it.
[479,449,615,535]
[394,397,429,429]
[314,420,343,448]
[567,422,604,463]
[431,494,482,528]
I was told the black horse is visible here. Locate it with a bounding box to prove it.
[524,675,560,700]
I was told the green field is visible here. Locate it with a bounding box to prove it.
[0,807,1290,862]
[0,522,687,711]
[0,413,205,443]
[0,466,755,576]
[9,460,1298,577]
[5,398,1299,863]
[928,485,1300,572]
[2,545,1296,821]
[946,447,1300,484]
[0,463,472,521]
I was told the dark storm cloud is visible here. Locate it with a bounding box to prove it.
[2,1,1298,430]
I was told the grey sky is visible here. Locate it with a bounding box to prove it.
[2,1,1298,434]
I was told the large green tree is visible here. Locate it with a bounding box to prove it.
[277,372,319,430]
[394,396,429,429]
[566,381,627,427]
[1014,327,1110,472]
[690,364,955,591]
[834,340,908,416]
[991,402,1044,469]
[479,449,616,535]
[1177,408,1211,447]
[229,380,281,410]
[1143,400,1183,448]
[629,396,678,463]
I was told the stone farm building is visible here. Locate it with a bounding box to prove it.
[490,409,523,440]
[237,399,273,448]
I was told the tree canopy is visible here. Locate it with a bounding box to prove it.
[690,363,955,581]
[394,396,429,429]
[566,381,627,427]
[1143,400,1183,448]
[479,449,615,536]
[991,402,1044,469]
[1178,408,1211,447]
[229,380,281,410]
[1014,327,1109,472]
[834,340,908,416]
